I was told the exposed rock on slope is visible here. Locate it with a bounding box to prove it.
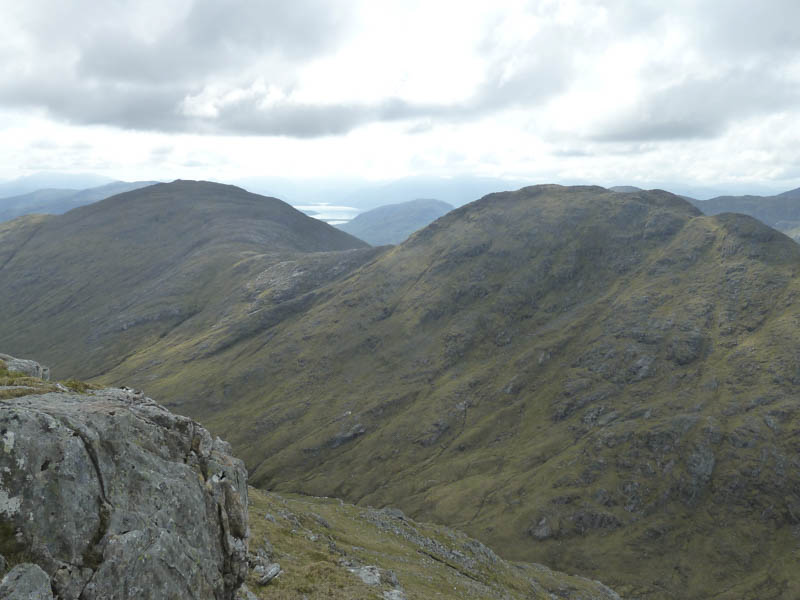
[5,184,800,597]
[0,353,50,380]
[243,486,621,599]
[691,186,800,241]
[0,355,248,599]
[0,180,369,379]
[94,185,800,599]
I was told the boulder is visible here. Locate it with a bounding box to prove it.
[0,387,248,599]
[0,563,53,599]
[0,353,50,380]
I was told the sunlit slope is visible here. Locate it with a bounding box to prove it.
[6,183,800,597]
[103,184,800,598]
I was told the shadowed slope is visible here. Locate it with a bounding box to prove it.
[4,184,800,598]
[97,184,800,598]
[0,180,369,378]
[692,187,800,241]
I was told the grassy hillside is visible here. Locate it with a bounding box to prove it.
[244,486,620,599]
[82,185,800,598]
[0,180,370,378]
[4,184,800,597]
[336,199,454,245]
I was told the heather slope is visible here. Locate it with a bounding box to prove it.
[0,180,369,378]
[692,187,800,241]
[94,184,800,598]
[4,184,800,597]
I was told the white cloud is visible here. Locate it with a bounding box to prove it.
[0,0,799,194]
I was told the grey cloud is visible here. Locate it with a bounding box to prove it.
[0,0,577,137]
[687,0,800,57]
[592,69,800,142]
[77,0,349,84]
[3,0,799,140]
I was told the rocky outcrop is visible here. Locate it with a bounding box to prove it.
[0,353,50,380]
[0,384,248,599]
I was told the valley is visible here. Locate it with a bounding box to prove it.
[2,181,800,597]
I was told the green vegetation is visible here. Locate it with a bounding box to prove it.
[692,186,800,242]
[0,358,100,399]
[245,486,618,599]
[3,183,800,597]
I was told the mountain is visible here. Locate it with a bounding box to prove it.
[3,184,800,598]
[692,187,800,241]
[336,198,454,245]
[233,175,531,211]
[0,181,159,222]
[0,172,115,198]
[1,353,621,599]
[245,486,621,599]
[607,185,644,193]
[0,180,370,378]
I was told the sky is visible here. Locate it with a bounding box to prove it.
[1,0,799,195]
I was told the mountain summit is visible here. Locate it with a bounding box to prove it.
[0,180,369,376]
[2,183,800,598]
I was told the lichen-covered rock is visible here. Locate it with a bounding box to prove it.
[0,387,248,599]
[0,353,50,380]
[0,563,53,599]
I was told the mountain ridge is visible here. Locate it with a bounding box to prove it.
[0,180,160,223]
[2,183,800,598]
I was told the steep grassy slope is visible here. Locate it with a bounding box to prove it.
[4,183,800,597]
[95,185,800,599]
[0,180,370,378]
[336,199,454,245]
[692,187,800,241]
[244,487,620,599]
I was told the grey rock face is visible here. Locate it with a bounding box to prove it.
[0,563,53,599]
[0,387,248,599]
[0,353,50,380]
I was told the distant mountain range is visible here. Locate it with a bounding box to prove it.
[612,184,800,242]
[690,187,800,241]
[2,182,800,598]
[336,198,453,245]
[0,172,116,198]
[232,175,532,210]
[0,180,159,222]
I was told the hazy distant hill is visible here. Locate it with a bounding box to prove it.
[0,172,116,198]
[692,187,800,241]
[235,175,530,210]
[336,198,453,245]
[3,183,800,598]
[0,181,159,222]
[607,185,643,193]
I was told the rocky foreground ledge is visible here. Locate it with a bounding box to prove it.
[0,356,248,599]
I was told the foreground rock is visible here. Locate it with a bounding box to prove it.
[245,486,621,599]
[0,383,248,599]
[0,352,50,380]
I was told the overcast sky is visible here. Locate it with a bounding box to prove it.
[1,0,799,194]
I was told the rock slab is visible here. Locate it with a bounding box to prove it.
[0,353,50,380]
[0,386,248,599]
